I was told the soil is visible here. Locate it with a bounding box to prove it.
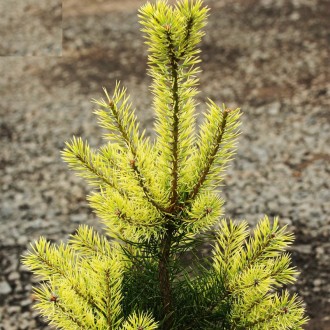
[0,0,329,329]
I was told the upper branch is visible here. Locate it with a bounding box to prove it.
[186,104,241,202]
[94,85,167,214]
[139,1,208,212]
[189,109,230,201]
[179,15,194,58]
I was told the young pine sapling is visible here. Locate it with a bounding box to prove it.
[23,1,307,329]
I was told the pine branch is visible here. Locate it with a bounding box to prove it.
[210,218,306,329]
[177,0,208,59]
[100,141,169,214]
[212,220,249,279]
[104,267,117,328]
[52,300,91,330]
[121,311,158,330]
[179,15,194,58]
[269,253,298,286]
[32,284,93,330]
[182,192,224,233]
[93,83,140,150]
[23,239,107,321]
[191,109,229,199]
[241,291,307,329]
[241,216,294,272]
[188,105,241,201]
[62,137,125,195]
[139,1,207,210]
[94,85,167,215]
[88,190,165,241]
[69,225,112,258]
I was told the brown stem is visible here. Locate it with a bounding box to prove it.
[164,28,180,211]
[158,224,174,329]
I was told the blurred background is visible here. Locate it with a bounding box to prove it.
[0,0,329,329]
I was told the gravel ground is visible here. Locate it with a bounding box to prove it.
[0,0,62,56]
[0,0,329,329]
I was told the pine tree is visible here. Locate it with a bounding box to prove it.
[22,1,308,329]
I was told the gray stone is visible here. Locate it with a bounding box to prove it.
[292,244,312,255]
[20,299,31,308]
[8,272,20,282]
[7,305,21,315]
[0,280,12,295]
[70,213,88,223]
[313,279,322,287]
[267,102,281,115]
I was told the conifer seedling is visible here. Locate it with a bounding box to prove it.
[23,0,308,329]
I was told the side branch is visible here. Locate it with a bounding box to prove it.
[25,241,107,321]
[75,153,123,194]
[104,96,167,214]
[104,268,113,328]
[179,15,194,58]
[62,137,126,196]
[189,110,230,200]
[107,99,132,150]
[55,301,90,329]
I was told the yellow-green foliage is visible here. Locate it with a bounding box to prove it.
[22,1,307,329]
